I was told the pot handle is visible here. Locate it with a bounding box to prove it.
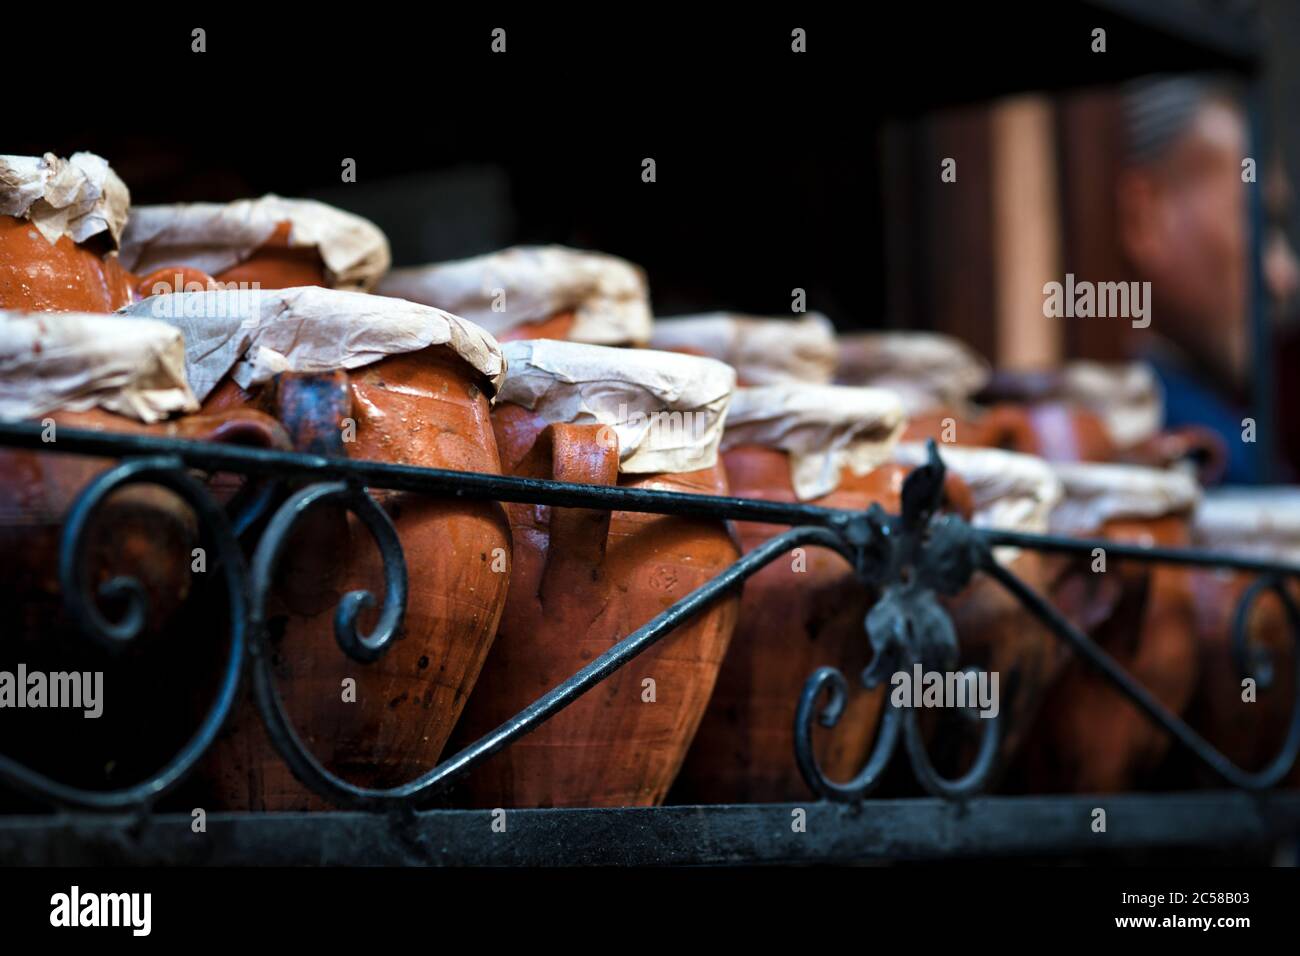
[260,370,354,457]
[170,408,293,535]
[537,422,619,608]
[174,408,291,452]
[1120,426,1229,487]
[977,403,1040,454]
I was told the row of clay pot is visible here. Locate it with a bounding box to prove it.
[2,151,1294,808]
[10,299,1287,807]
[0,289,742,811]
[644,314,1298,799]
[0,148,1227,485]
[0,152,390,316]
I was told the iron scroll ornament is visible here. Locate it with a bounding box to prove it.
[0,423,1296,810]
[797,441,1300,801]
[0,456,248,811]
[794,442,1003,801]
[243,484,859,810]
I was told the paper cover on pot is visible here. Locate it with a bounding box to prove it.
[1049,461,1201,536]
[835,331,990,415]
[121,287,505,400]
[0,152,130,248]
[119,195,391,291]
[720,384,906,501]
[0,310,197,422]
[1061,361,1163,448]
[1192,488,1300,565]
[498,339,734,474]
[648,312,837,385]
[377,245,652,345]
[894,443,1063,537]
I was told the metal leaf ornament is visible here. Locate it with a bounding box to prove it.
[861,441,988,684]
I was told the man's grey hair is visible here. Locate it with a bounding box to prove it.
[1121,73,1245,166]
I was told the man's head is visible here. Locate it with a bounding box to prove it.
[1117,75,1298,389]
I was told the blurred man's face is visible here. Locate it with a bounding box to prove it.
[1119,98,1250,386]
[1264,158,1300,322]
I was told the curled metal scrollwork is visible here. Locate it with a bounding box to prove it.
[250,517,853,810]
[246,481,409,808]
[796,442,1003,800]
[2,423,1299,814]
[901,663,1002,800]
[983,558,1300,791]
[794,663,903,801]
[1223,575,1300,788]
[794,651,1003,802]
[0,455,248,810]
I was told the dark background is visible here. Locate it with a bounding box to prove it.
[8,1,1273,324]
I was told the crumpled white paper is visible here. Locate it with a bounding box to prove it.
[1048,460,1201,535]
[1060,361,1164,448]
[497,339,734,474]
[118,195,391,291]
[835,331,991,415]
[1192,488,1300,564]
[894,443,1062,537]
[377,245,653,345]
[721,384,906,501]
[0,152,130,247]
[0,311,197,422]
[649,312,837,385]
[119,287,505,400]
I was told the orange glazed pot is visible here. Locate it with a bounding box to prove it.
[0,216,134,313]
[1020,465,1201,792]
[901,402,1116,462]
[669,382,908,802]
[674,446,912,803]
[118,196,391,295]
[201,344,512,809]
[494,308,577,342]
[0,405,287,798]
[0,153,134,313]
[0,309,284,641]
[887,444,1074,783]
[208,221,328,289]
[447,403,741,808]
[442,339,739,808]
[0,406,287,640]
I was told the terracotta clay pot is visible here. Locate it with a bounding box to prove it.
[446,404,742,808]
[0,406,288,636]
[902,403,1116,463]
[673,447,910,803]
[201,345,512,809]
[131,266,221,300]
[974,368,1227,479]
[208,221,328,289]
[676,444,1064,802]
[924,548,1077,782]
[0,216,135,313]
[0,209,225,314]
[1021,513,1199,792]
[0,406,288,797]
[900,407,1000,448]
[494,309,577,343]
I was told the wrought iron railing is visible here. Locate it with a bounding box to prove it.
[0,421,1297,821]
